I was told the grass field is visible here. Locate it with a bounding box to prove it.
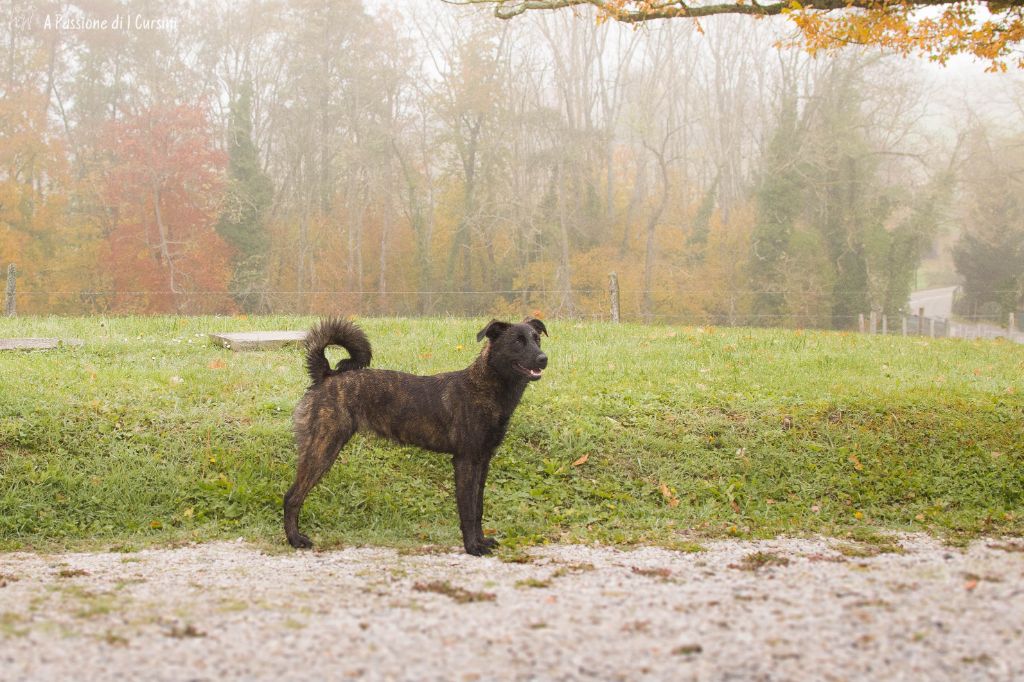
[1,316,1021,553]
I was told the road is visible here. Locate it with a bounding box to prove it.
[907,286,958,319]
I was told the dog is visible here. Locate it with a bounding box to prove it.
[284,317,548,555]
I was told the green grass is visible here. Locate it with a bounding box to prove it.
[1,316,1022,552]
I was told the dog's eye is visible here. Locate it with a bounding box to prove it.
[532,334,540,344]
[518,335,527,345]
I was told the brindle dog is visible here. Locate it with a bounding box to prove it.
[284,317,548,555]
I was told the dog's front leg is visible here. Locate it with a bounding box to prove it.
[475,454,498,550]
[453,455,489,556]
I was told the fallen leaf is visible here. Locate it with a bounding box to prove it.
[207,359,226,370]
[658,482,680,508]
[632,566,671,579]
[964,579,978,591]
[572,454,589,466]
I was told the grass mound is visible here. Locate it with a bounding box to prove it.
[1,316,1021,551]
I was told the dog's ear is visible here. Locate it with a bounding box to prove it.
[476,319,511,343]
[523,317,548,337]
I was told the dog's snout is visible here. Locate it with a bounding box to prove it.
[537,353,548,368]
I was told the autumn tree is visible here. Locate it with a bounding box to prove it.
[101,105,231,313]
[453,0,1024,70]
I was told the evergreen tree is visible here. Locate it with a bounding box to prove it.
[750,94,804,322]
[953,128,1024,320]
[217,77,273,312]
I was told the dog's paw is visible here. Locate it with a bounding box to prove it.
[287,533,313,549]
[464,540,494,557]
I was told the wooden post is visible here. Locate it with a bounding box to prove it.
[1009,312,1016,338]
[608,272,620,324]
[901,316,907,336]
[869,311,877,335]
[4,264,15,317]
[882,315,888,335]
[918,307,925,336]
[929,318,936,338]
[858,313,865,334]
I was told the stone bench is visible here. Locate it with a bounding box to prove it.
[208,331,307,352]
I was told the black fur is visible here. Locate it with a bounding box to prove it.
[304,318,372,385]
[284,317,549,555]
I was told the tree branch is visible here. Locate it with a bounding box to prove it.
[444,0,1024,21]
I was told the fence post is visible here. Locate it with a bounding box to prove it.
[918,307,925,336]
[858,313,865,334]
[901,316,907,336]
[608,272,620,324]
[4,264,15,317]
[882,314,888,335]
[1009,312,1016,338]
[929,318,936,338]
[869,311,877,334]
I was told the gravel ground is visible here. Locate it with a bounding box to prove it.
[1,535,1022,681]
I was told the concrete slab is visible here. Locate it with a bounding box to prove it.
[0,338,83,351]
[208,331,306,352]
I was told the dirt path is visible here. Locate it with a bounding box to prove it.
[1,535,1022,681]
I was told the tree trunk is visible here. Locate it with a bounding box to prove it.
[556,161,576,316]
[642,151,669,324]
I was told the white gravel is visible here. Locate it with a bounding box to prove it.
[1,535,1022,681]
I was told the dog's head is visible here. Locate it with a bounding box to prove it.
[476,317,548,382]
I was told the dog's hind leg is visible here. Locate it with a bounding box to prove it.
[284,409,352,549]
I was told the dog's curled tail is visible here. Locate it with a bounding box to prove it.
[304,318,372,385]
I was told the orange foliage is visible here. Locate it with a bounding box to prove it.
[101,105,232,313]
[786,2,1024,71]
[478,0,1024,71]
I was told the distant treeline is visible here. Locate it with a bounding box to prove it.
[1,1,1021,324]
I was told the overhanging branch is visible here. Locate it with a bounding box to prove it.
[444,0,1024,21]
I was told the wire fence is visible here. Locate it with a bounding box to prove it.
[4,276,1023,342]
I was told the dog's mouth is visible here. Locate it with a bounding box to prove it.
[514,362,544,380]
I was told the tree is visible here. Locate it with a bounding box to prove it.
[952,126,1024,320]
[453,0,1024,70]
[749,93,805,321]
[217,77,273,312]
[101,105,231,313]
